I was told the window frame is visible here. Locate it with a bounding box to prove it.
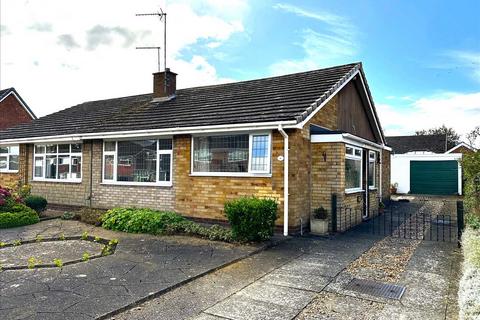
[190,132,272,177]
[345,144,363,193]
[0,145,20,173]
[368,150,376,189]
[32,143,83,183]
[102,138,173,187]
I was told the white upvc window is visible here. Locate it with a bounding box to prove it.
[102,138,173,186]
[0,145,19,172]
[368,151,376,189]
[345,145,363,193]
[33,143,82,182]
[191,132,272,176]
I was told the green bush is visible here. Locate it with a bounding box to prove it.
[24,195,48,213]
[165,220,233,242]
[79,207,105,226]
[102,208,185,234]
[224,197,278,242]
[467,214,480,230]
[0,205,39,229]
[462,151,480,217]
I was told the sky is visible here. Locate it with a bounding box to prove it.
[0,0,479,141]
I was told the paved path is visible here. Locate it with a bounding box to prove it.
[0,220,263,320]
[112,200,461,320]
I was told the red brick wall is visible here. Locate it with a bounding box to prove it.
[0,94,33,130]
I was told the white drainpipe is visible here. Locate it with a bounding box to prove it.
[379,149,383,199]
[278,125,289,236]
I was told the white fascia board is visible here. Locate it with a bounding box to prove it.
[296,70,359,128]
[0,91,36,120]
[445,142,476,153]
[311,133,385,151]
[391,153,463,161]
[0,121,298,144]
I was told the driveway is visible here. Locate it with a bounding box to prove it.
[0,220,264,320]
[114,200,461,320]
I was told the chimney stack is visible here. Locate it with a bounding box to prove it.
[153,68,177,99]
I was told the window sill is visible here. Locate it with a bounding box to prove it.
[369,187,378,191]
[32,179,82,184]
[0,170,19,174]
[190,172,272,178]
[100,181,173,187]
[345,189,364,194]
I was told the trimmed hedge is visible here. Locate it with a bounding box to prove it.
[24,195,48,213]
[459,228,480,319]
[224,197,278,242]
[0,205,39,229]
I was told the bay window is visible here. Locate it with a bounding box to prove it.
[345,145,362,192]
[368,151,376,188]
[0,145,19,172]
[192,133,271,175]
[33,143,82,181]
[103,138,172,185]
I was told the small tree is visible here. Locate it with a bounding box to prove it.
[416,125,460,150]
[466,126,480,149]
[462,151,480,217]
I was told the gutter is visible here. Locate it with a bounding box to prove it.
[278,124,289,236]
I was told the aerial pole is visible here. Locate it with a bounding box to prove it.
[136,8,167,93]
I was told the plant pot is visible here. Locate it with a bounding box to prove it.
[310,218,328,235]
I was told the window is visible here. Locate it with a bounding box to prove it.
[345,145,362,191]
[368,151,376,188]
[33,143,82,181]
[103,138,172,185]
[192,133,271,175]
[0,145,19,172]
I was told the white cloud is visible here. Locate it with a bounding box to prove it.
[0,0,248,117]
[269,3,358,75]
[446,50,480,82]
[377,91,480,140]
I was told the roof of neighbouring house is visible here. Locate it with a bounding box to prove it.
[0,62,384,142]
[0,87,37,120]
[386,134,447,154]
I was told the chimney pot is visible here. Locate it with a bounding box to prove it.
[153,68,177,99]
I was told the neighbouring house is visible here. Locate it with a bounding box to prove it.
[387,134,475,195]
[0,63,391,234]
[0,88,37,186]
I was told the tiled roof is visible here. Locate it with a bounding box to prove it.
[0,87,37,120]
[386,134,447,154]
[0,63,361,140]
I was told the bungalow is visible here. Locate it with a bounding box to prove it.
[0,87,37,186]
[0,63,391,234]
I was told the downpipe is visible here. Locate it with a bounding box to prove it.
[278,125,289,236]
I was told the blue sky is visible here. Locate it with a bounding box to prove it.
[1,0,479,139]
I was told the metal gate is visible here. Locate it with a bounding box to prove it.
[334,198,464,244]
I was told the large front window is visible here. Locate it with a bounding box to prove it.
[33,143,82,181]
[345,145,362,192]
[192,133,271,175]
[0,145,19,172]
[103,139,172,185]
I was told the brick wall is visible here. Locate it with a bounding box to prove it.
[381,149,391,203]
[0,94,33,130]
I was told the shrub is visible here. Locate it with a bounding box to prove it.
[224,197,278,242]
[0,206,40,228]
[459,228,480,319]
[102,208,185,234]
[79,207,106,226]
[61,211,78,220]
[467,214,480,230]
[165,220,233,242]
[462,151,480,217]
[24,195,48,213]
[312,207,328,219]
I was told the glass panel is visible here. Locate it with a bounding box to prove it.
[0,156,7,169]
[369,152,375,160]
[104,155,114,180]
[117,140,157,182]
[58,144,70,153]
[9,155,19,171]
[57,155,70,179]
[9,146,19,154]
[159,154,171,181]
[346,158,361,189]
[34,157,43,177]
[35,145,45,154]
[46,145,57,154]
[158,139,172,150]
[45,156,57,179]
[71,144,82,153]
[354,149,362,157]
[71,156,82,179]
[193,135,249,173]
[251,135,269,172]
[368,161,375,187]
[104,141,116,152]
[346,146,353,155]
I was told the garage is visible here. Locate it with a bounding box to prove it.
[390,154,462,195]
[410,160,459,195]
